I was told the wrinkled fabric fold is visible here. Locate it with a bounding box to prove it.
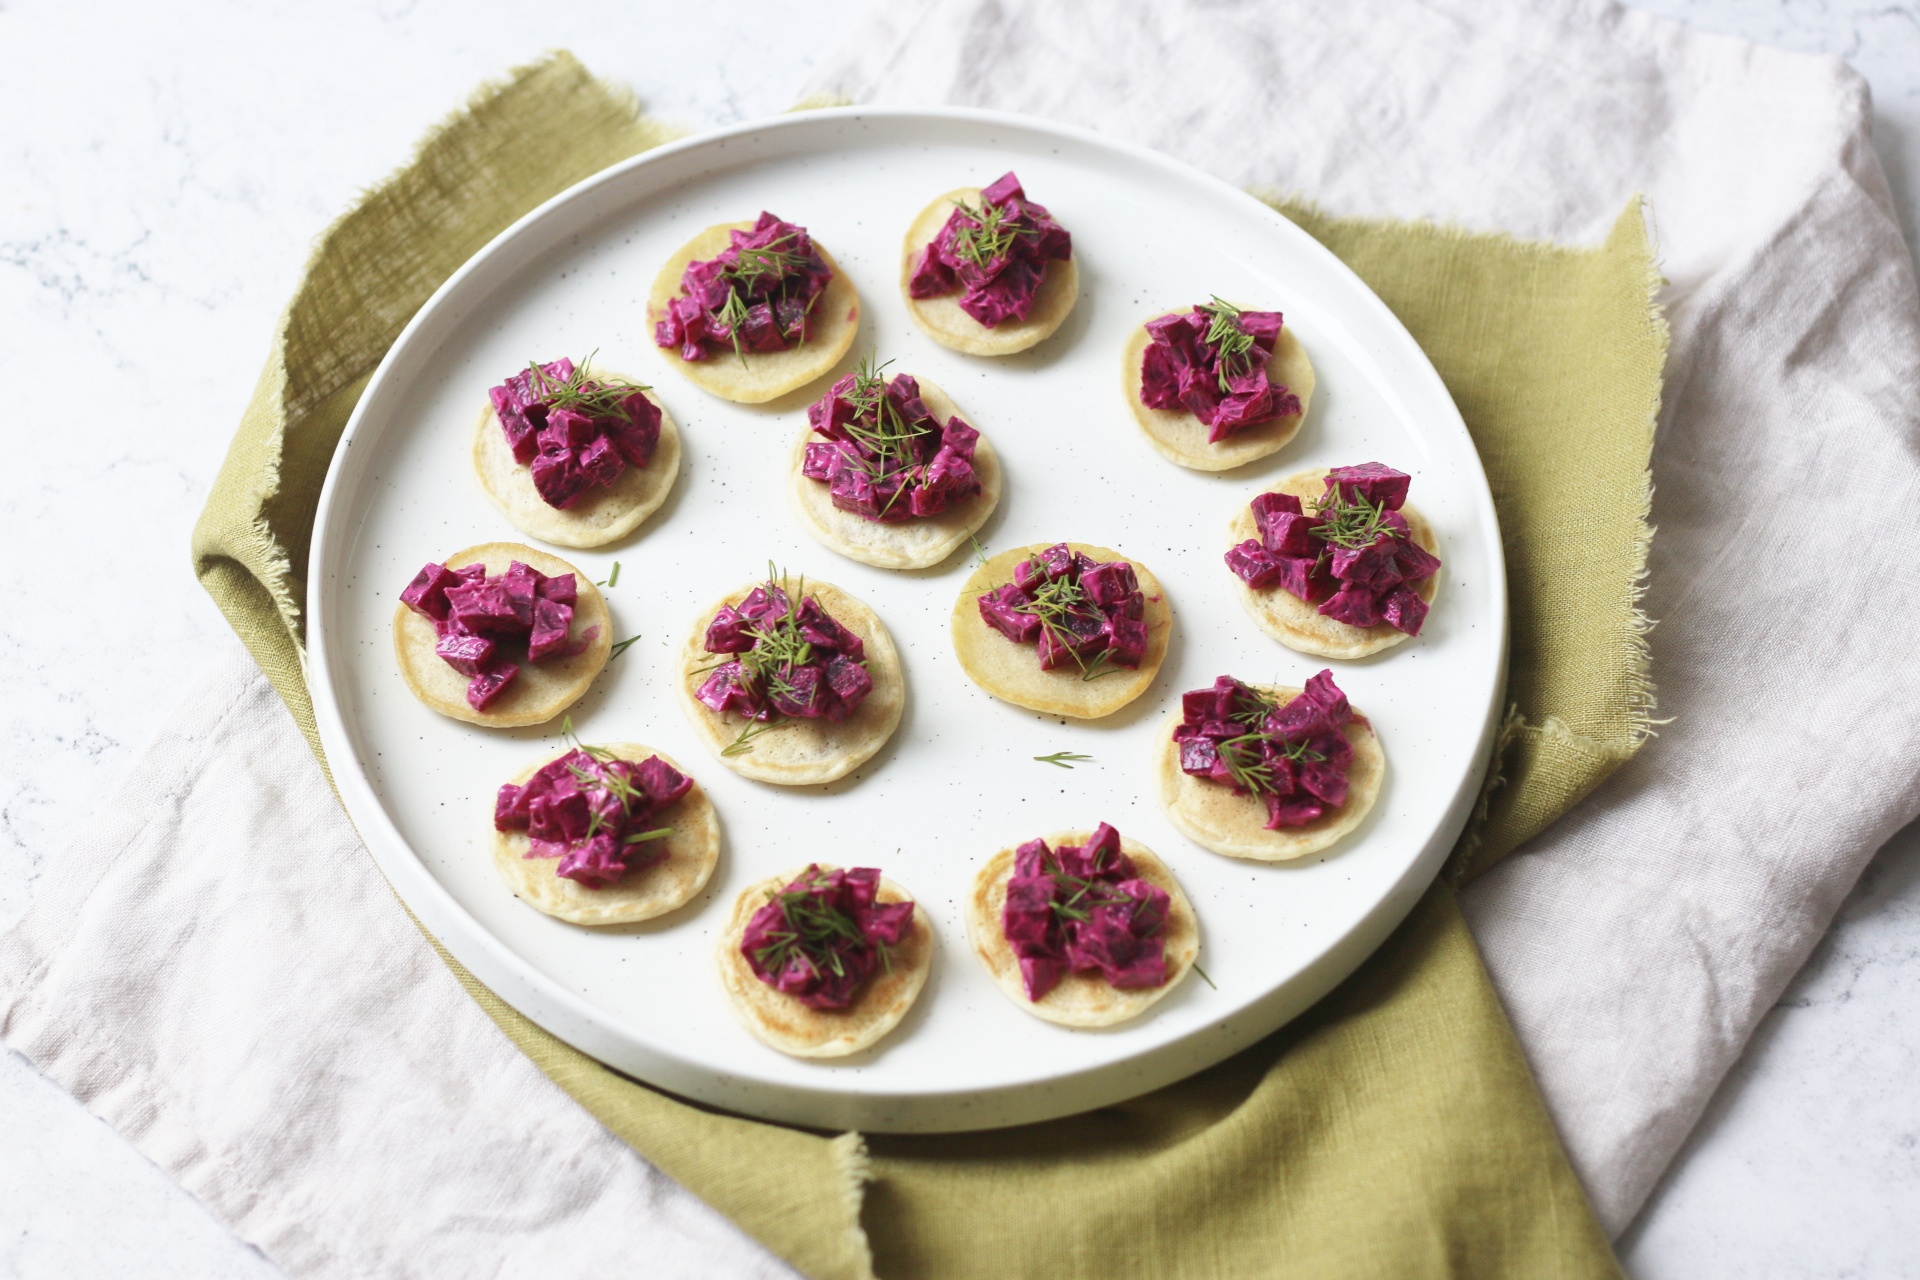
[801,0,1920,1233]
[0,641,799,1280]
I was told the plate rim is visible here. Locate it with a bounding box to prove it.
[306,103,1508,1133]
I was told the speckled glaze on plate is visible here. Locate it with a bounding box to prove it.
[307,106,1505,1134]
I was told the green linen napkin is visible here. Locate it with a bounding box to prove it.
[193,53,1657,1280]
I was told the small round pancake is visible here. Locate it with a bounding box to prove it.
[1156,685,1386,862]
[471,378,682,549]
[950,543,1172,720]
[786,376,1004,570]
[1228,468,1441,659]
[392,542,613,729]
[647,222,860,404]
[1122,305,1315,471]
[900,187,1079,357]
[491,742,719,925]
[964,830,1199,1028]
[716,865,933,1058]
[676,578,904,785]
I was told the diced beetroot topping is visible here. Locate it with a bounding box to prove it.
[802,367,983,523]
[1000,823,1171,1001]
[1251,491,1316,556]
[740,865,914,1010]
[527,598,573,662]
[1174,673,1357,830]
[1138,300,1304,442]
[976,544,1147,676]
[433,632,495,677]
[1319,583,1382,628]
[536,573,577,606]
[489,359,567,463]
[401,559,583,710]
[490,358,663,511]
[1324,462,1410,511]
[695,574,871,744]
[493,746,692,889]
[1223,540,1284,590]
[652,212,835,363]
[465,664,518,712]
[978,583,1041,643]
[907,172,1072,329]
[400,563,461,622]
[1223,463,1440,636]
[1382,586,1430,635]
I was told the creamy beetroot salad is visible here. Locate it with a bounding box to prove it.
[494,746,692,888]
[696,573,872,755]
[1225,463,1441,634]
[1001,823,1170,1000]
[803,365,982,522]
[490,358,661,509]
[654,212,833,361]
[909,172,1071,327]
[1139,299,1302,440]
[977,544,1147,678]
[401,561,594,710]
[742,866,914,1009]
[1175,671,1357,829]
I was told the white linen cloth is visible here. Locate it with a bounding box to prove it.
[2,0,1915,1274]
[801,0,1920,1233]
[0,643,794,1280]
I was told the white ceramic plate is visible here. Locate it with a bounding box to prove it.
[308,106,1505,1133]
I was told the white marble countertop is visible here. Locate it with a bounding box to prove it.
[2,1,1915,1276]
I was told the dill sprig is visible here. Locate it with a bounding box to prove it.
[1045,869,1111,923]
[714,289,752,368]
[833,357,935,518]
[553,720,675,845]
[1034,751,1092,769]
[1217,733,1280,797]
[1275,733,1329,764]
[718,564,866,757]
[724,231,810,293]
[710,231,818,366]
[1196,297,1259,392]
[1013,575,1124,682]
[720,718,781,758]
[950,197,1031,268]
[1038,850,1139,926]
[1310,484,1402,551]
[527,352,651,419]
[737,567,813,706]
[839,358,924,466]
[968,533,990,568]
[1229,682,1278,730]
[559,715,613,762]
[749,871,889,979]
[1213,682,1325,797]
[1219,732,1327,794]
[609,634,641,659]
[570,758,640,840]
